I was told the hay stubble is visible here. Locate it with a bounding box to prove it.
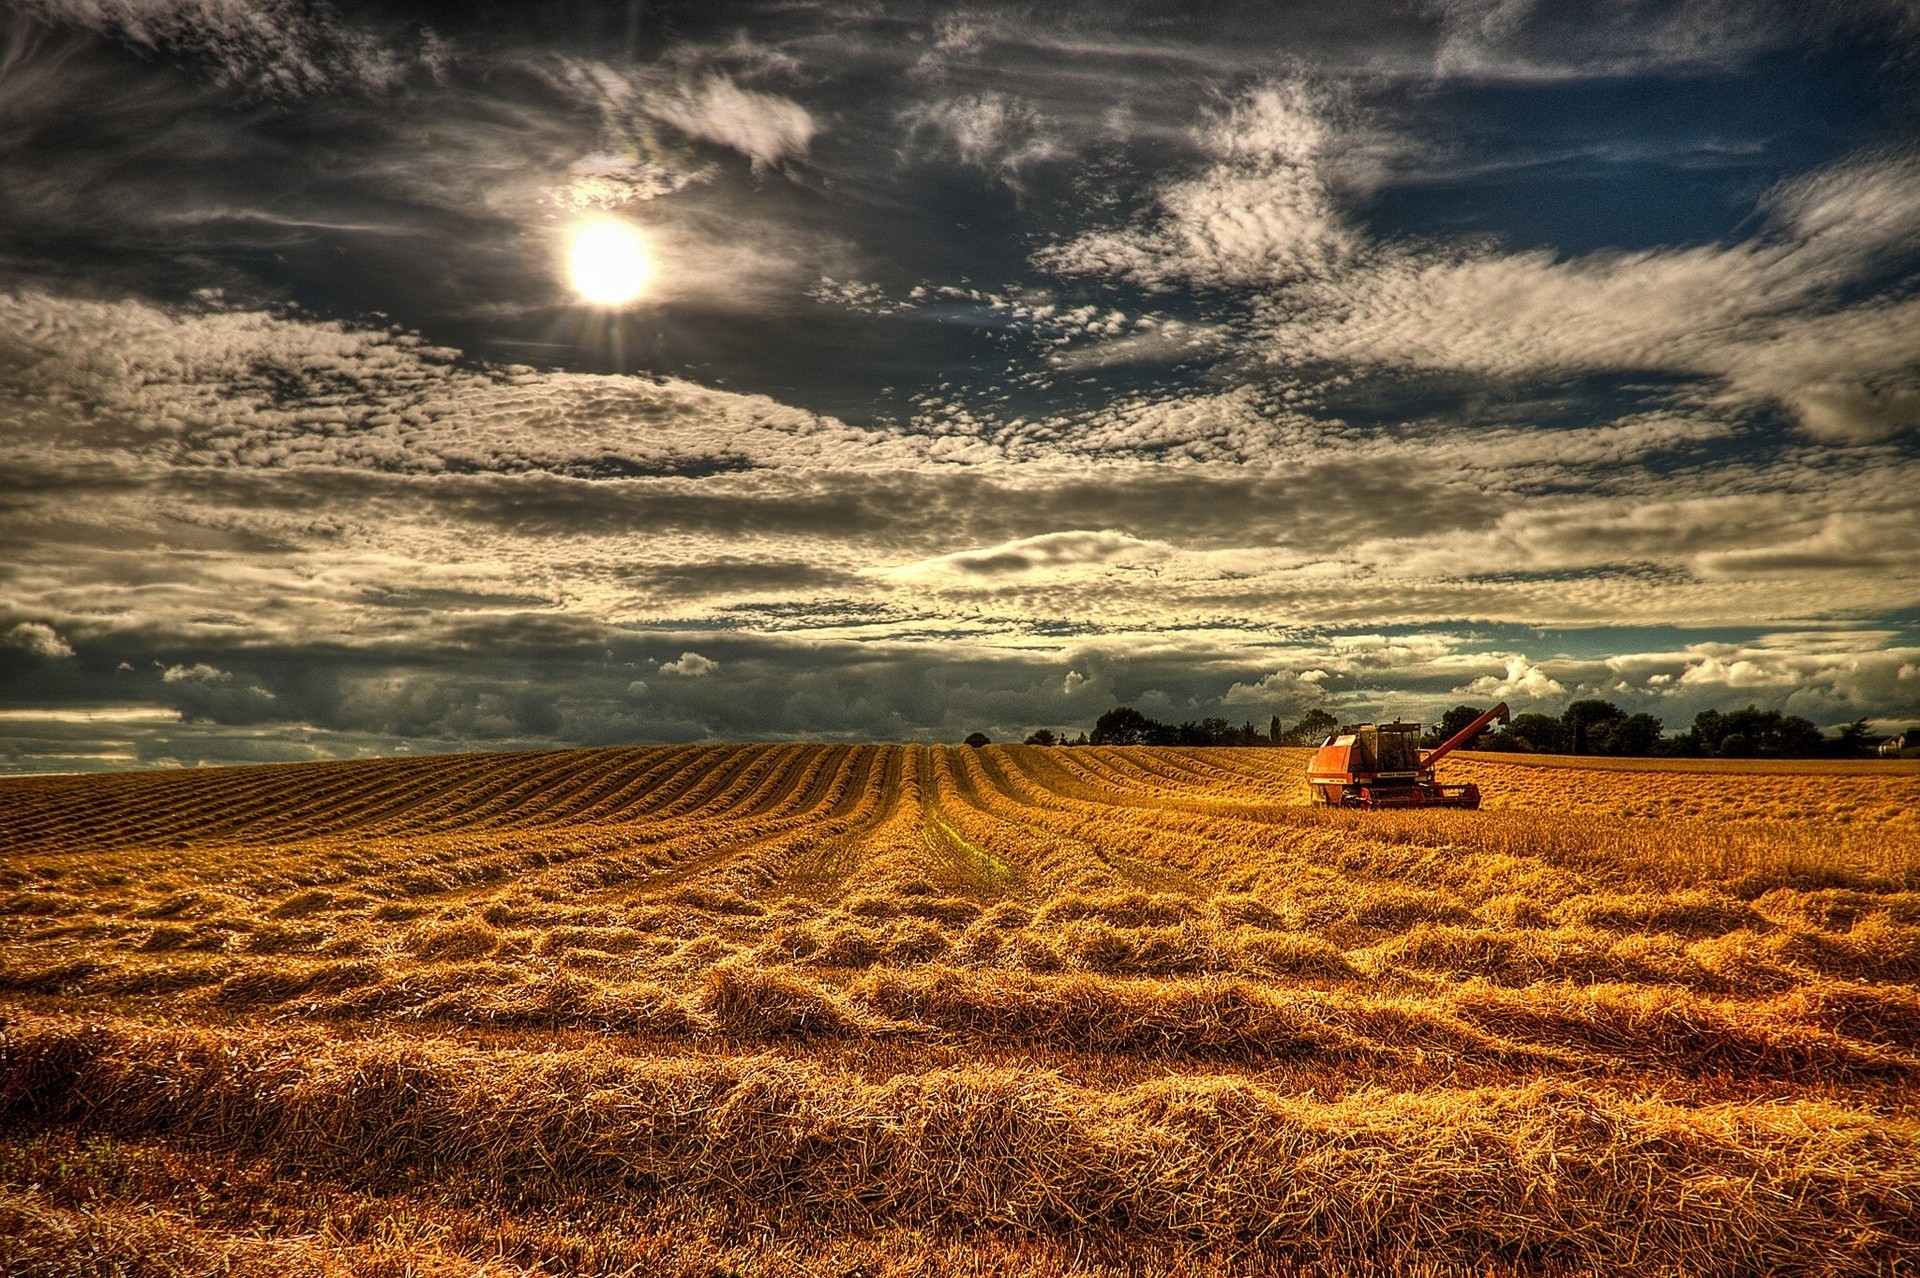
[2,744,1917,1276]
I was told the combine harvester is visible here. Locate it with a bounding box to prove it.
[1306,702,1509,809]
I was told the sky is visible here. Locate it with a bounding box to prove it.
[2,0,1919,771]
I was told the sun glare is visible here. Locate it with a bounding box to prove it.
[565,216,654,307]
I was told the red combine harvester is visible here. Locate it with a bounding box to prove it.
[1306,702,1510,809]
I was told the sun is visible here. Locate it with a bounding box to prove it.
[565,216,654,307]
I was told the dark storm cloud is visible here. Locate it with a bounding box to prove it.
[4,1,1920,769]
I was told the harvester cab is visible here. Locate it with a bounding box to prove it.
[1306,702,1510,809]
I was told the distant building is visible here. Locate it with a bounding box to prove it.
[1879,731,1920,759]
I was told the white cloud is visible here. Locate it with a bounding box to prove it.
[1581,636,1920,718]
[1036,83,1359,291]
[0,290,930,479]
[1061,669,1089,696]
[161,662,230,683]
[895,530,1173,579]
[2,622,74,659]
[1222,668,1329,706]
[1677,655,1800,689]
[1426,0,1785,79]
[625,679,649,696]
[659,652,717,677]
[899,92,1060,182]
[0,705,181,723]
[19,0,410,97]
[1460,654,1565,700]
[647,75,817,171]
[1038,83,1920,443]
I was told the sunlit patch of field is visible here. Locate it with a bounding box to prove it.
[1455,751,1920,830]
[2,744,1917,1276]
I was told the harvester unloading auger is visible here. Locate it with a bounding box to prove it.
[1306,702,1510,809]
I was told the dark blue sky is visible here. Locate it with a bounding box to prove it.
[2,0,1918,769]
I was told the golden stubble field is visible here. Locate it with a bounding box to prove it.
[2,744,1918,1277]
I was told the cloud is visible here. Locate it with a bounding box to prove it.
[899,92,1061,182]
[1222,669,1328,708]
[647,74,818,171]
[0,705,179,723]
[16,0,413,97]
[659,651,718,677]
[1460,654,1565,700]
[0,289,929,480]
[897,531,1173,579]
[161,662,229,683]
[2,6,1919,771]
[1035,83,1361,291]
[2,622,74,659]
[1044,321,1227,373]
[1427,0,1776,78]
[1038,83,1920,443]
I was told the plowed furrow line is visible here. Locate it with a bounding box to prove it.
[320,740,629,832]
[140,752,493,834]
[504,747,674,825]
[771,745,901,897]
[273,752,541,840]
[258,758,561,840]
[625,746,765,822]
[825,745,882,819]
[1113,748,1233,788]
[435,740,756,832]
[511,760,895,904]
[551,745,722,824]
[914,748,1121,896]
[996,747,1135,808]
[17,765,313,848]
[1163,747,1307,799]
[991,754,1360,887]
[705,745,817,821]
[461,749,832,893]
[792,745,917,893]
[653,745,801,822]
[354,751,592,835]
[972,756,1276,890]
[1043,747,1256,807]
[1154,747,1281,793]
[426,750,641,831]
[1081,747,1225,793]
[1033,748,1170,801]
[633,758,900,901]
[950,748,1205,893]
[190,751,595,844]
[739,745,846,822]
[1006,748,1308,835]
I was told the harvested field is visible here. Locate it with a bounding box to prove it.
[3,744,1918,1276]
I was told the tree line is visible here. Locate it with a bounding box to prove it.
[980,701,1887,758]
[1439,700,1882,759]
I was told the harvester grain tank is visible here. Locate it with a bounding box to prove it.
[1306,702,1510,808]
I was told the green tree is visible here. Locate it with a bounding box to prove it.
[1423,705,1487,749]
[1828,719,1881,757]
[1284,708,1339,746]
[1023,728,1057,746]
[1594,712,1664,756]
[1563,699,1627,754]
[963,732,990,748]
[1501,713,1569,754]
[1091,706,1155,745]
[1692,705,1823,757]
